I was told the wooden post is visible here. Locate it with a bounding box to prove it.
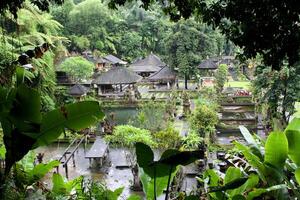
[72,154,76,167]
[64,164,68,179]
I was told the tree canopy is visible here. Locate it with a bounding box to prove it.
[60,56,94,81]
[109,0,300,70]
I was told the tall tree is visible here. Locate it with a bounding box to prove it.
[166,19,222,89]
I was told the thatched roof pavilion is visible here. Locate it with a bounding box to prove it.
[129,53,165,77]
[68,84,89,97]
[198,59,218,70]
[148,66,177,83]
[92,67,142,94]
[92,67,142,85]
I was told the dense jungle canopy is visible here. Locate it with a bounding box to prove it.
[2,0,300,70]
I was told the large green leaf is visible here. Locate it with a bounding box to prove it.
[28,160,60,184]
[35,101,104,146]
[234,142,266,182]
[151,149,204,167]
[247,184,287,200]
[295,168,300,185]
[239,125,258,148]
[285,118,300,166]
[204,169,220,187]
[136,142,154,175]
[230,174,259,197]
[11,85,41,124]
[140,166,179,200]
[209,177,248,193]
[224,167,242,184]
[106,187,124,200]
[127,194,142,200]
[264,131,288,169]
[52,173,67,195]
[203,169,222,199]
[136,144,180,199]
[52,173,83,195]
[64,101,104,130]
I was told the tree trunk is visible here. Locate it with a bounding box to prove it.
[184,75,188,90]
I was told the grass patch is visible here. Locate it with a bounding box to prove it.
[225,81,251,89]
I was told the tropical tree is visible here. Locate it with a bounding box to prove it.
[253,64,300,127]
[109,0,300,71]
[60,56,94,81]
[165,20,201,89]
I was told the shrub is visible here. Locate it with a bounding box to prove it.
[154,125,182,149]
[105,125,156,148]
[189,104,218,137]
[181,131,203,150]
[215,64,228,92]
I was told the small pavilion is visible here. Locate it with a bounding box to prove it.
[68,84,89,98]
[198,58,218,70]
[129,53,165,77]
[92,67,142,97]
[148,66,177,89]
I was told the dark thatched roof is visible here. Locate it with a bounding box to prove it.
[104,54,127,65]
[68,84,89,96]
[148,66,177,81]
[198,59,218,70]
[92,67,142,85]
[129,53,165,73]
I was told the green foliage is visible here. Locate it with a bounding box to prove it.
[127,194,142,200]
[110,0,300,71]
[285,118,300,166]
[51,174,125,200]
[218,120,300,199]
[0,84,104,176]
[189,104,218,137]
[165,19,225,89]
[203,166,284,200]
[59,56,94,81]
[27,160,60,185]
[69,35,90,52]
[253,65,300,125]
[154,125,181,149]
[136,143,202,199]
[51,173,83,196]
[215,64,228,93]
[264,131,288,169]
[0,145,5,160]
[181,130,203,150]
[105,125,156,148]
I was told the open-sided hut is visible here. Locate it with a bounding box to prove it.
[148,66,177,88]
[68,84,89,98]
[129,53,165,77]
[92,67,142,96]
